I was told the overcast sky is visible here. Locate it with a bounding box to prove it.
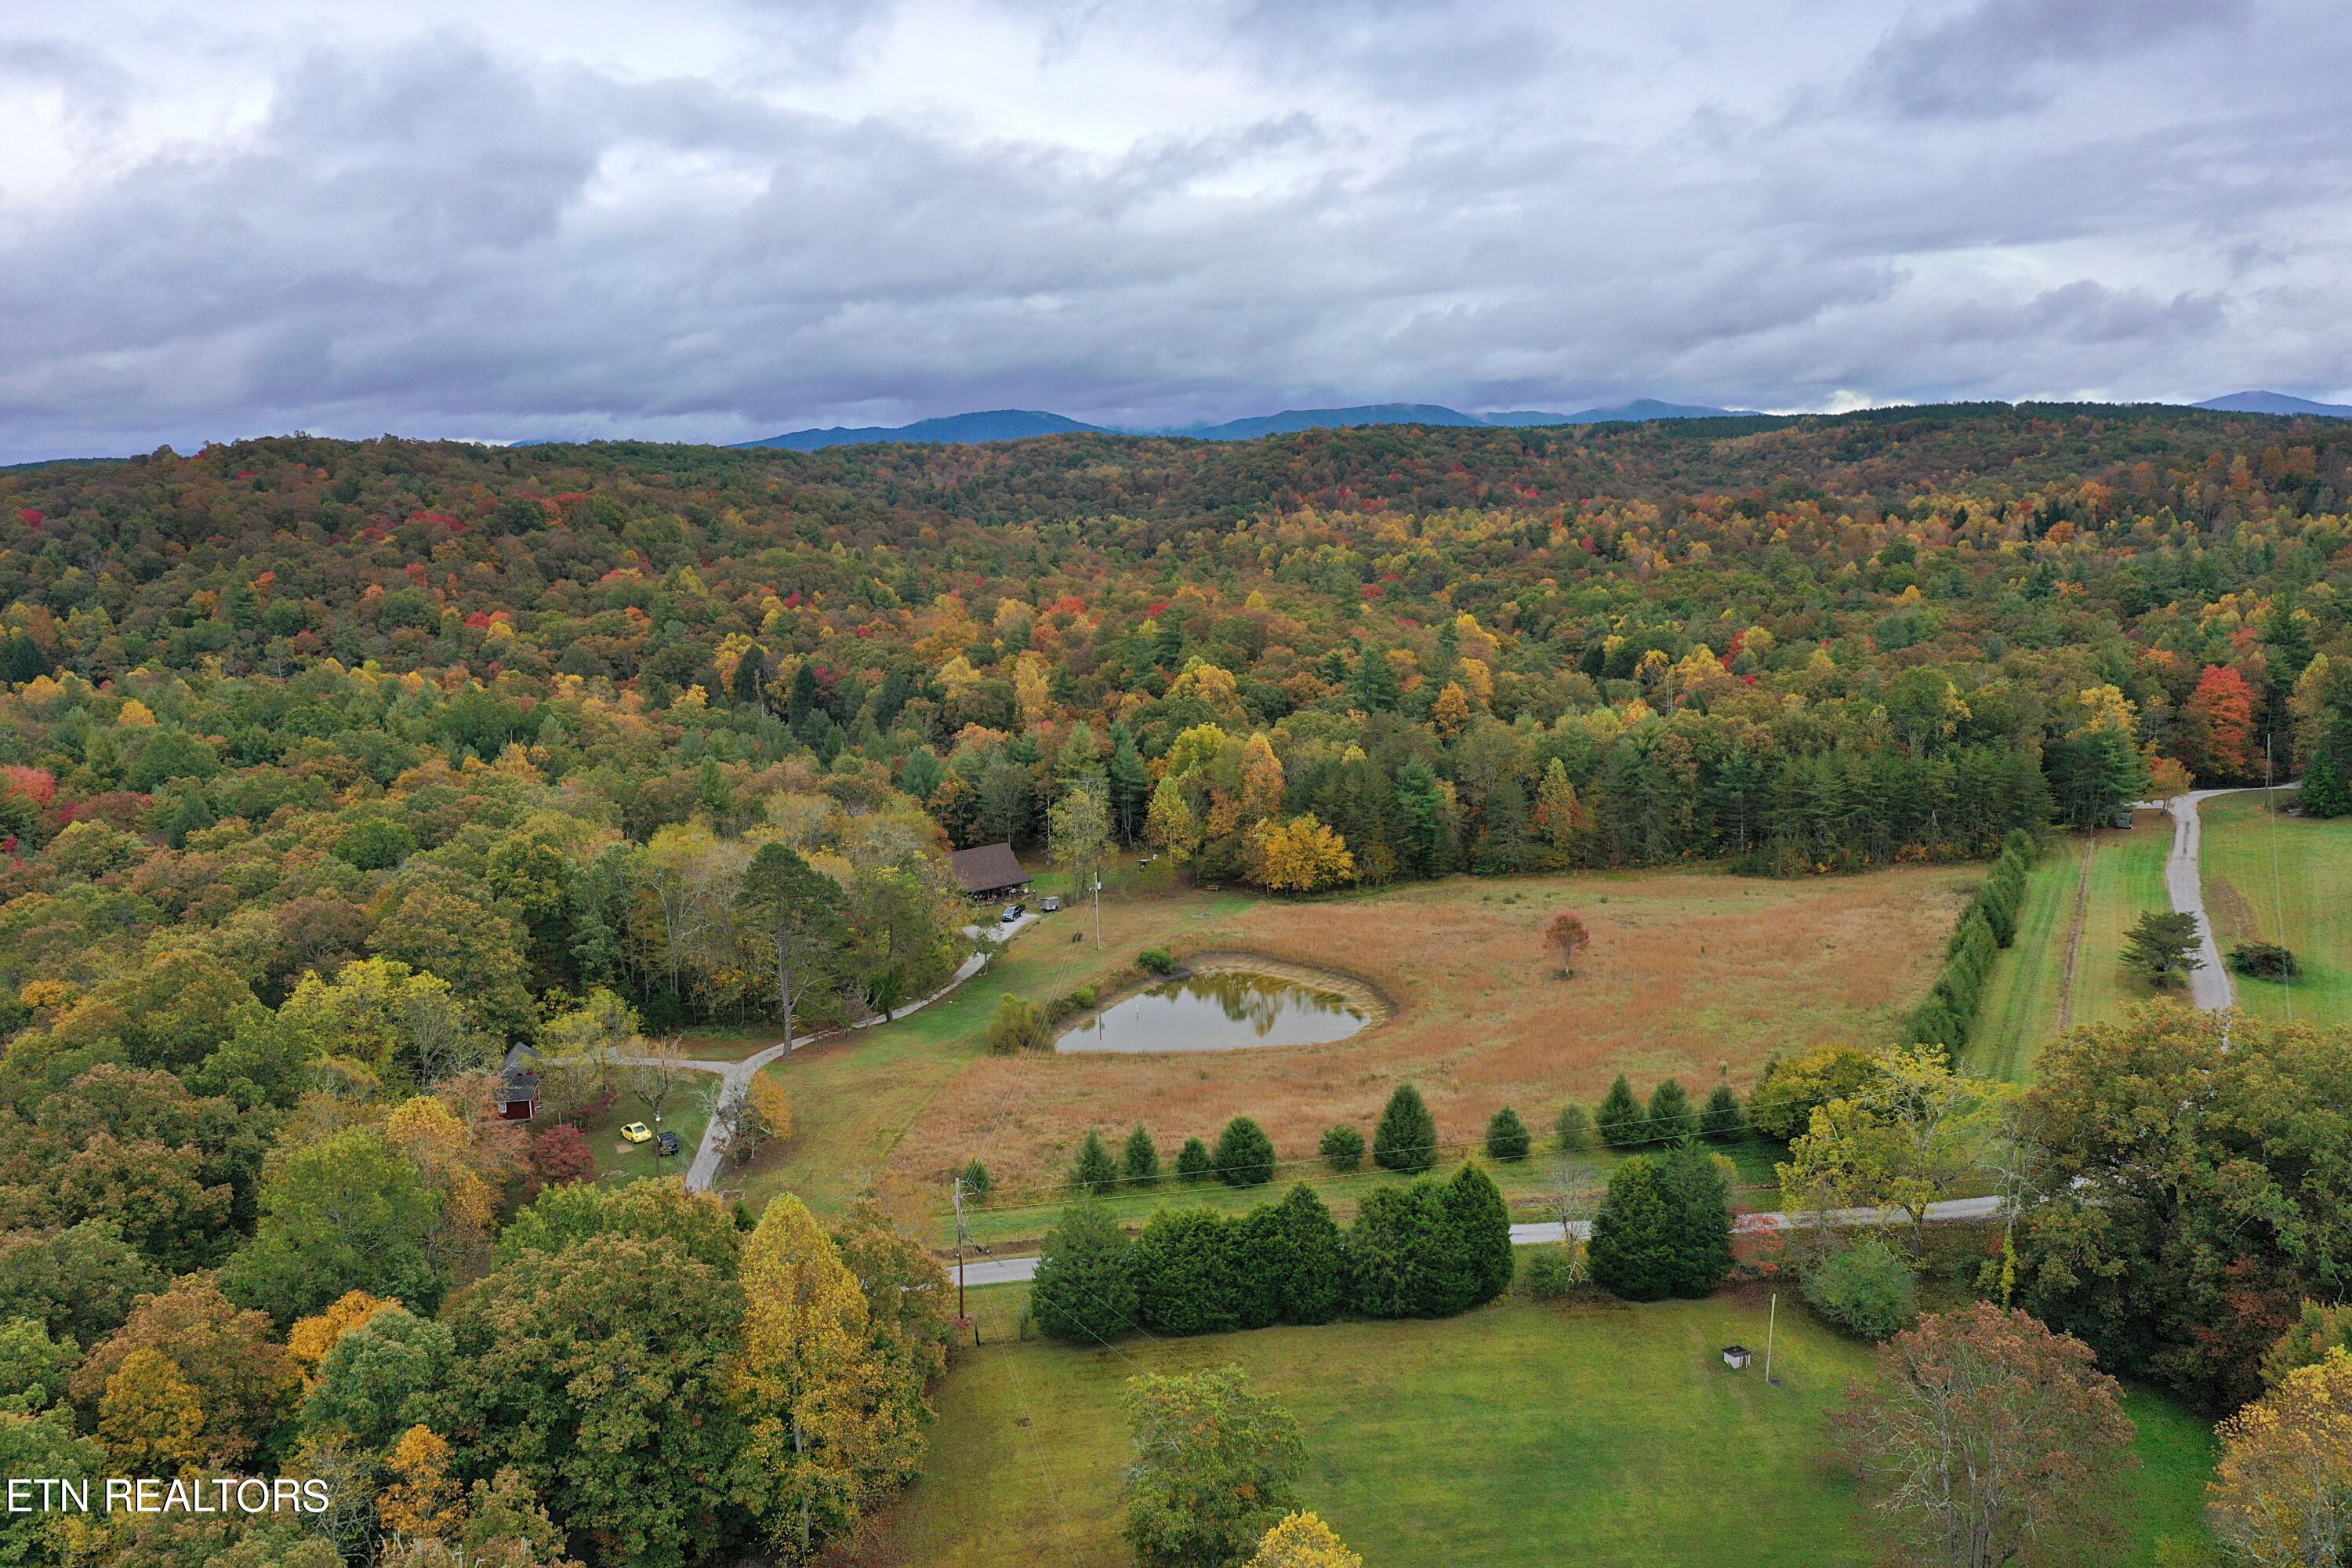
[3,0,2349,461]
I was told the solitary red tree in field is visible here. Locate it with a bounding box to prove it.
[1545,913,1592,978]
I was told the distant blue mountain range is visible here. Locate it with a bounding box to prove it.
[2193,390,2352,419]
[728,397,1755,450]
[733,409,1103,450]
[512,390,2352,456]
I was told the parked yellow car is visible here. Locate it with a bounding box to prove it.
[619,1122,653,1145]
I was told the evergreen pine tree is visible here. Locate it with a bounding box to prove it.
[1032,1201,1136,1344]
[1554,1102,1594,1153]
[1483,1106,1531,1162]
[1122,1124,1161,1187]
[1070,1130,1119,1196]
[1229,1203,1289,1331]
[1214,1117,1276,1187]
[1352,644,1403,712]
[1319,1125,1366,1171]
[1593,1075,1644,1149]
[1175,1138,1213,1183]
[2303,710,2352,817]
[1107,722,1152,844]
[1657,1144,1734,1298]
[1373,1083,1439,1174]
[959,1159,992,1201]
[1588,1155,1678,1302]
[1272,1185,1347,1326]
[1699,1083,1744,1142]
[1130,1207,1240,1336]
[1346,1181,1457,1319]
[1445,1163,1515,1306]
[1646,1080,1696,1144]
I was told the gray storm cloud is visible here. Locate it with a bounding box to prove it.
[0,0,2347,461]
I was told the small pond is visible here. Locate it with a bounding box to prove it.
[1056,970,1370,1054]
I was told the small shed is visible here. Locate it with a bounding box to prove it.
[496,1043,541,1122]
[1722,1345,1752,1370]
[950,842,1032,900]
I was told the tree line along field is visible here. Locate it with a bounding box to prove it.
[1963,810,2174,1082]
[855,1290,2217,1568]
[1962,791,2352,1084]
[2200,788,2352,1026]
[736,859,1971,1229]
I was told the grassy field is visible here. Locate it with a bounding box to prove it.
[746,864,1972,1223]
[2200,788,2352,1027]
[855,1290,2214,1568]
[1964,812,2175,1081]
[673,1025,787,1062]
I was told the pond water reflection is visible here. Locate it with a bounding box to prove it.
[1055,970,1369,1053]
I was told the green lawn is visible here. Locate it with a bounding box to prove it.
[866,1292,2215,1568]
[569,1084,711,1185]
[1965,813,2175,1081]
[2199,789,2352,1028]
[671,1025,785,1062]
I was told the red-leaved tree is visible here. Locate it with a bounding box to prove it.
[2182,663,2258,782]
[1544,913,1592,978]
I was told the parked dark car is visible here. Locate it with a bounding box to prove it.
[656,1131,682,1157]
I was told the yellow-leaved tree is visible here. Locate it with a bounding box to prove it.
[287,1290,401,1381]
[2208,1348,2352,1566]
[1247,1512,1364,1568]
[734,1195,898,1563]
[1238,732,1287,822]
[379,1424,465,1542]
[386,1094,502,1267]
[98,1349,208,1477]
[1431,681,1472,739]
[1250,815,1355,895]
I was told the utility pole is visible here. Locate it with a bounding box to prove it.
[1765,1292,1779,1385]
[953,1176,968,1324]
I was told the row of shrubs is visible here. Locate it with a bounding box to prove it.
[1067,1118,1278,1193]
[1572,1076,1745,1150]
[1049,1075,1760,1203]
[1903,828,2037,1050]
[1031,1165,1515,1342]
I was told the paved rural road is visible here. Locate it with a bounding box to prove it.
[949,1195,2009,1289]
[2155,784,2299,1012]
[618,910,1041,1192]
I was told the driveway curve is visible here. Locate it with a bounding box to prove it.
[612,911,1039,1193]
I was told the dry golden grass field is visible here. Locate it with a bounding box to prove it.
[744,863,1973,1218]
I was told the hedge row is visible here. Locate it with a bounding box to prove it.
[1031,1166,1513,1345]
[1068,1116,1276,1195]
[1904,828,2038,1051]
